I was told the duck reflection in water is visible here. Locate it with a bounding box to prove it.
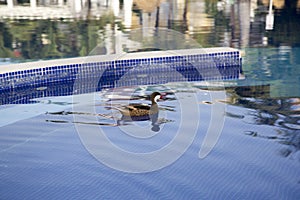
[109,92,162,132]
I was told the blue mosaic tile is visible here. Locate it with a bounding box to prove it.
[0,49,242,94]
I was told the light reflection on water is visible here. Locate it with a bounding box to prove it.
[224,84,300,159]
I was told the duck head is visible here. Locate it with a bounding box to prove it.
[151,92,162,104]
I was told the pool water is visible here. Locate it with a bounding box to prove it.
[1,59,300,199]
[1,1,300,199]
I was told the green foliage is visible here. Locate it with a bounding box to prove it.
[0,12,115,60]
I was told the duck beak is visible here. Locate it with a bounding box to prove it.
[158,93,166,101]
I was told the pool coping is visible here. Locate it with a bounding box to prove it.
[0,47,240,73]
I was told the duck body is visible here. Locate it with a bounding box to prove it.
[120,103,159,121]
[112,92,161,121]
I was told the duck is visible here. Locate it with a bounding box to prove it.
[112,92,162,121]
[105,92,163,131]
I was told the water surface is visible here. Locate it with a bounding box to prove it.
[1,0,300,199]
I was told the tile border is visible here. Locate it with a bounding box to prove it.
[0,48,243,92]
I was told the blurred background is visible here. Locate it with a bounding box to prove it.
[0,0,299,63]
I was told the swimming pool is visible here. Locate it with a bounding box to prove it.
[1,1,300,199]
[0,45,299,199]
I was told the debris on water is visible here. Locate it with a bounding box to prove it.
[200,101,213,104]
[225,112,245,119]
[244,131,258,137]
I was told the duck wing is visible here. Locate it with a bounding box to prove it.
[125,103,150,111]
